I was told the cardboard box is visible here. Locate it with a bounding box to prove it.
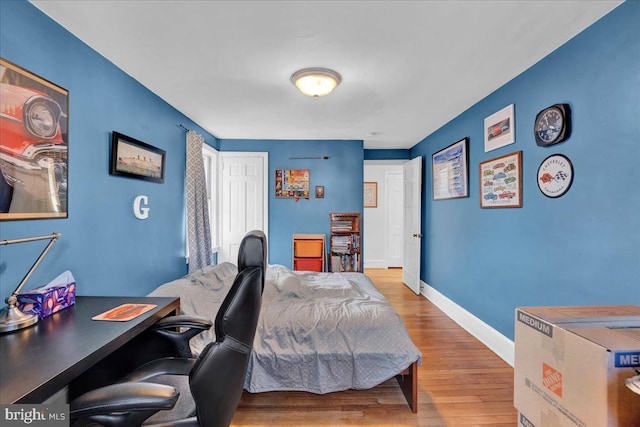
[17,270,76,318]
[514,306,640,427]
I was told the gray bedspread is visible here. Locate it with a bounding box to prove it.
[149,263,421,394]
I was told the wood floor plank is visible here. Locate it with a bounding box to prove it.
[232,268,517,426]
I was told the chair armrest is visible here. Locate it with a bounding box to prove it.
[123,357,197,383]
[152,315,213,358]
[70,382,178,426]
[153,315,213,330]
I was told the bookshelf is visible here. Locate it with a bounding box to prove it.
[292,234,326,272]
[329,212,362,272]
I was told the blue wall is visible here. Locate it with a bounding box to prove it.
[410,1,639,340]
[364,149,410,161]
[219,139,364,266]
[2,0,637,345]
[0,1,218,297]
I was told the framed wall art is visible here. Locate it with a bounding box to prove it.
[480,150,522,208]
[432,137,469,200]
[110,132,165,183]
[364,182,377,208]
[275,169,309,199]
[315,185,324,198]
[0,58,69,221]
[537,154,574,198]
[484,104,515,152]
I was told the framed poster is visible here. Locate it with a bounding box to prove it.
[275,169,309,199]
[0,58,69,220]
[364,182,377,207]
[110,132,165,183]
[484,104,515,152]
[480,151,522,208]
[432,137,469,200]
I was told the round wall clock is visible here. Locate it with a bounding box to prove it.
[534,104,571,147]
[537,154,574,198]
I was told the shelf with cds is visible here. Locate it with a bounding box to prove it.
[329,212,362,272]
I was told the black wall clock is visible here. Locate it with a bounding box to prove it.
[534,104,571,147]
[537,154,574,198]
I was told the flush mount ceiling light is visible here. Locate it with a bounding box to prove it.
[291,68,341,98]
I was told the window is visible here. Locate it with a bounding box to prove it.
[202,144,219,252]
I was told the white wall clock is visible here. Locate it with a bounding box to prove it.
[537,154,574,198]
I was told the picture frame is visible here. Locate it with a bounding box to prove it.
[484,104,515,152]
[315,185,324,198]
[364,182,377,208]
[275,169,310,199]
[0,57,69,221]
[110,132,165,183]
[432,137,469,200]
[480,150,522,208]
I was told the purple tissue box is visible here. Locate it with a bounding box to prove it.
[17,270,76,318]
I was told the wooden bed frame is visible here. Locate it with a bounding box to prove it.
[395,360,418,413]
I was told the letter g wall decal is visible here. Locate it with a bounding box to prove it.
[133,195,150,219]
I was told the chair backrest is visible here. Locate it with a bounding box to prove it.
[188,231,266,427]
[237,230,268,290]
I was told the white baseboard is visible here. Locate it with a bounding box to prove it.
[364,260,388,269]
[421,280,514,367]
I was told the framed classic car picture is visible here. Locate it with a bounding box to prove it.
[0,58,69,221]
[484,104,515,152]
[480,151,522,208]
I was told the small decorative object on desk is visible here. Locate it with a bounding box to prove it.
[17,270,76,319]
[92,303,157,321]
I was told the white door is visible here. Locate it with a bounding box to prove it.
[386,170,403,267]
[402,156,422,294]
[219,152,268,264]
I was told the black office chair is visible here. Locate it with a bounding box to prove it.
[70,230,267,427]
[149,228,268,359]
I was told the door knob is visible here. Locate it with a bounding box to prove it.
[412,233,422,238]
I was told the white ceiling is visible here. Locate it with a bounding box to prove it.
[31,1,621,149]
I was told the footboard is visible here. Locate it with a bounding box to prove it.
[395,361,418,413]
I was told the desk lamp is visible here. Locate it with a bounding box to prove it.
[0,232,61,333]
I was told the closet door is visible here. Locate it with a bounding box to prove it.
[219,152,268,264]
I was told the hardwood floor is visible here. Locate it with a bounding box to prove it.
[232,268,518,426]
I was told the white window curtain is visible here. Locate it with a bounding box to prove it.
[186,130,213,273]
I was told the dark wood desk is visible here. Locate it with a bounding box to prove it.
[0,296,180,404]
